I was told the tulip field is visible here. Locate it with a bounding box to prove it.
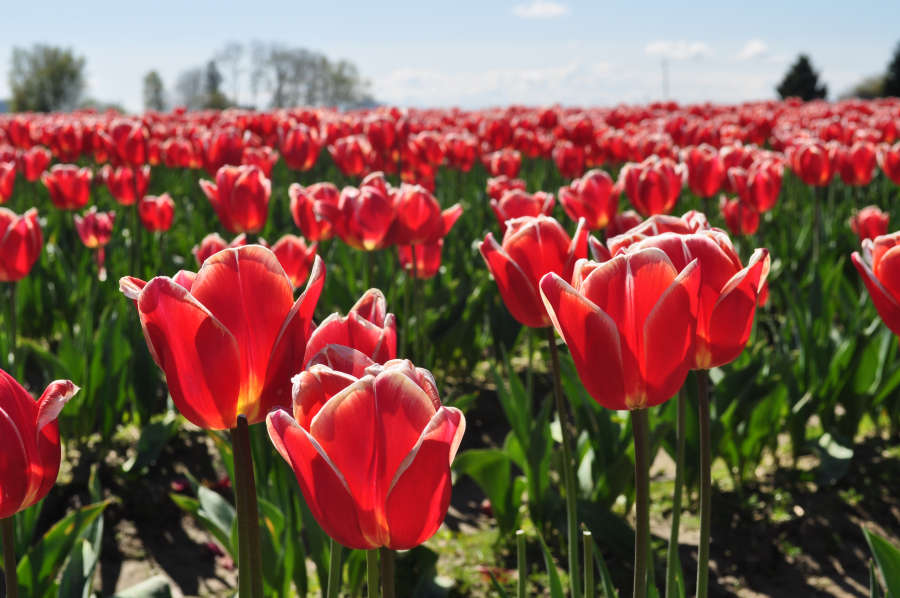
[2,100,900,598]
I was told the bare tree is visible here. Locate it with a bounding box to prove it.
[175,67,204,110]
[216,41,244,104]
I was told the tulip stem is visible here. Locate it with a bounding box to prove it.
[516,530,527,598]
[400,249,412,358]
[696,372,712,598]
[2,516,18,598]
[366,549,380,597]
[665,388,686,598]
[584,530,595,598]
[327,537,343,598]
[232,415,264,598]
[545,327,581,598]
[632,408,650,598]
[812,185,821,263]
[379,547,395,598]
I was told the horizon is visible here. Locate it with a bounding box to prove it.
[1,0,898,112]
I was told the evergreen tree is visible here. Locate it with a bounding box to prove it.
[776,54,827,101]
[203,60,229,109]
[884,41,900,97]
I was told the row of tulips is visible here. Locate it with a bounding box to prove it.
[1,99,900,597]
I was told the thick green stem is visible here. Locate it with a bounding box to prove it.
[413,251,424,363]
[516,530,526,598]
[584,530,594,598]
[696,372,712,598]
[2,516,18,598]
[665,388,687,598]
[232,415,264,598]
[379,547,395,598]
[365,250,376,293]
[812,185,821,263]
[327,537,343,598]
[545,327,581,598]
[366,549,380,598]
[632,408,650,598]
[400,249,412,358]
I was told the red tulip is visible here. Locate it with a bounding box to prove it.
[120,246,325,429]
[387,184,460,246]
[304,289,397,366]
[109,119,148,166]
[539,247,701,410]
[726,160,783,213]
[192,232,247,267]
[558,169,617,230]
[444,131,478,172]
[0,162,15,203]
[162,137,197,169]
[242,146,279,178]
[280,124,321,171]
[620,156,684,216]
[200,165,271,234]
[0,208,42,282]
[289,182,341,242]
[486,176,527,201]
[266,358,465,550]
[103,165,150,206]
[270,234,318,288]
[606,210,644,238]
[329,135,374,177]
[336,183,394,251]
[480,215,589,328]
[850,205,890,242]
[484,149,522,178]
[852,232,900,336]
[41,164,92,210]
[719,196,760,236]
[74,207,115,249]
[18,146,51,182]
[621,231,770,369]
[682,144,725,198]
[552,141,585,178]
[878,142,900,186]
[139,193,175,232]
[836,142,877,186]
[397,203,463,279]
[490,189,555,231]
[0,370,78,518]
[203,127,245,175]
[607,212,709,255]
[789,141,835,187]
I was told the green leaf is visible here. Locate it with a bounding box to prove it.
[121,412,179,474]
[871,559,885,598]
[16,500,109,597]
[535,531,565,598]
[453,448,517,533]
[58,539,96,598]
[814,432,854,486]
[864,527,900,597]
[109,575,173,597]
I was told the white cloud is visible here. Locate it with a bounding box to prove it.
[644,40,713,61]
[512,1,570,19]
[736,39,768,61]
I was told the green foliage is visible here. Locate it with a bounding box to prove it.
[885,41,900,98]
[864,527,900,597]
[776,54,827,101]
[142,70,166,112]
[9,45,86,112]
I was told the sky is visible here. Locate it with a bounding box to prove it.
[1,0,898,112]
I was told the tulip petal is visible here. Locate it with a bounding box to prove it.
[853,251,900,336]
[191,246,296,421]
[384,406,465,550]
[261,255,326,414]
[373,369,439,491]
[539,272,627,409]
[137,277,241,429]
[291,365,360,428]
[266,410,371,549]
[0,405,29,518]
[480,233,548,328]
[642,260,701,407]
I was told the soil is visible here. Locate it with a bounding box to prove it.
[29,383,900,597]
